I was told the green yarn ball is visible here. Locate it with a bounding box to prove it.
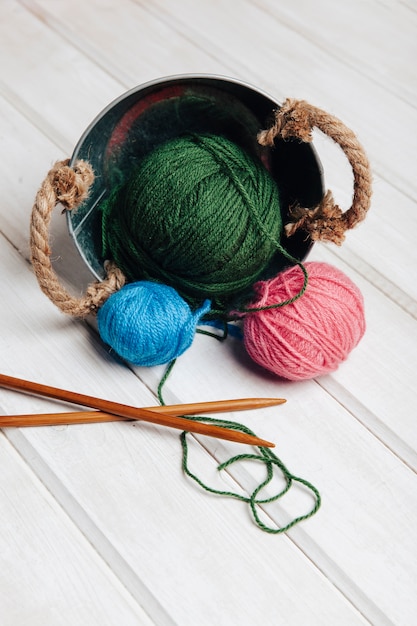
[101,134,282,312]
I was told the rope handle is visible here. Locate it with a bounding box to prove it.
[30,159,125,318]
[258,98,372,244]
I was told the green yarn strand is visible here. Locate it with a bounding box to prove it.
[237,259,309,315]
[158,360,321,534]
[180,425,321,534]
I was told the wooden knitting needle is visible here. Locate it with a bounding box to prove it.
[0,373,277,448]
[0,395,286,427]
[0,404,284,427]
[149,397,286,414]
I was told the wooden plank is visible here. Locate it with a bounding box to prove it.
[0,433,156,626]
[21,0,226,83]
[0,1,123,151]
[253,0,417,105]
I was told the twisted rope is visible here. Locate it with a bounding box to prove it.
[258,98,372,245]
[30,159,125,317]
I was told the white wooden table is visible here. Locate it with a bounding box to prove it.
[1,2,416,624]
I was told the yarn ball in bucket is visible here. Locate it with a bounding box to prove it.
[97,281,211,366]
[101,133,283,312]
[243,262,365,380]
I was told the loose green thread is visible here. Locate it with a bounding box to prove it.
[158,361,321,534]
[238,259,309,314]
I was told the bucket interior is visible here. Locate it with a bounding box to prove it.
[69,75,324,281]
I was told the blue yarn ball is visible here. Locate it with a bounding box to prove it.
[97,281,211,366]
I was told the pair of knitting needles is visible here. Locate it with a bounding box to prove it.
[0,373,285,448]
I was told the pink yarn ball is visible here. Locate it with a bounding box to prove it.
[243,262,365,380]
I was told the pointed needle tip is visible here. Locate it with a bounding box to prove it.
[258,439,275,448]
[261,398,286,407]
